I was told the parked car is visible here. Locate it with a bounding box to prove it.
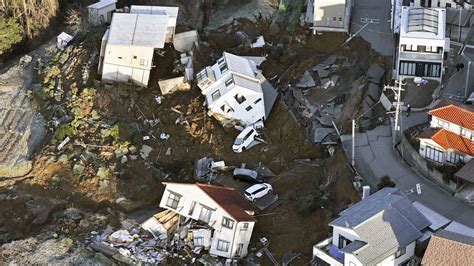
[232,126,258,153]
[233,168,264,183]
[244,183,273,202]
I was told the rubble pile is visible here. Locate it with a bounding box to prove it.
[86,210,228,264]
[283,54,356,144]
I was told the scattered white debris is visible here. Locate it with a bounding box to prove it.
[108,230,133,243]
[251,36,265,48]
[160,133,170,140]
[57,137,70,151]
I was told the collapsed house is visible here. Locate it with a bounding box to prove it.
[157,182,257,259]
[98,6,178,87]
[196,52,277,127]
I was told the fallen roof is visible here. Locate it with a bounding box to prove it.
[88,0,117,9]
[455,160,474,183]
[421,230,474,266]
[223,52,257,78]
[196,183,257,222]
[107,13,169,48]
[428,101,474,130]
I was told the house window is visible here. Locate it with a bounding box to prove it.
[199,206,214,223]
[245,105,253,111]
[166,191,181,209]
[212,90,221,101]
[234,94,246,104]
[217,57,228,73]
[189,201,196,215]
[395,246,406,258]
[446,3,451,7]
[338,235,351,249]
[220,103,233,113]
[225,78,234,87]
[339,17,342,22]
[425,145,444,163]
[447,152,463,164]
[133,56,137,59]
[118,56,123,59]
[140,59,147,66]
[235,244,244,257]
[254,98,262,104]
[222,217,235,229]
[216,239,230,252]
[333,17,336,21]
[241,223,249,231]
[399,61,416,76]
[194,237,203,247]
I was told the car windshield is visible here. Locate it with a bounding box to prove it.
[234,137,243,145]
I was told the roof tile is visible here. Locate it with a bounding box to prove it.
[428,104,474,131]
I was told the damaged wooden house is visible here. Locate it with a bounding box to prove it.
[98,5,178,87]
[196,52,277,127]
[151,182,257,259]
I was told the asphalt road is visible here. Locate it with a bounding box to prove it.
[341,115,474,227]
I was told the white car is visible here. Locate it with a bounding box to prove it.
[232,126,258,153]
[244,183,273,202]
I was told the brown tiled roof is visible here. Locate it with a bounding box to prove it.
[428,102,474,130]
[422,230,474,266]
[196,183,257,222]
[455,160,474,183]
[429,129,474,156]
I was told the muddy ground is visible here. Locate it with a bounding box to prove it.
[0,14,379,264]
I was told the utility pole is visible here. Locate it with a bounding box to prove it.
[384,80,405,146]
[352,119,355,167]
[459,5,462,42]
[465,61,471,101]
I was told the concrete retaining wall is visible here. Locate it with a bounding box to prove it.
[398,135,457,193]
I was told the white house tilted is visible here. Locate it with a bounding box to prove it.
[159,182,257,259]
[196,52,277,127]
[98,6,178,87]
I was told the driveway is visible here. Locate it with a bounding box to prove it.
[341,119,474,227]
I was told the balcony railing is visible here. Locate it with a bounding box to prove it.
[399,51,443,61]
[312,237,343,266]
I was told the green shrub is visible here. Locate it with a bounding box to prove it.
[0,17,23,54]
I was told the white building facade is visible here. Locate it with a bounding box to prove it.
[396,7,450,81]
[417,102,473,165]
[310,0,352,33]
[410,0,473,8]
[99,6,178,87]
[196,52,276,127]
[159,182,256,259]
[87,0,117,26]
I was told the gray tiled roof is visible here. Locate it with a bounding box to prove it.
[351,208,423,264]
[330,187,429,230]
[330,187,431,265]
